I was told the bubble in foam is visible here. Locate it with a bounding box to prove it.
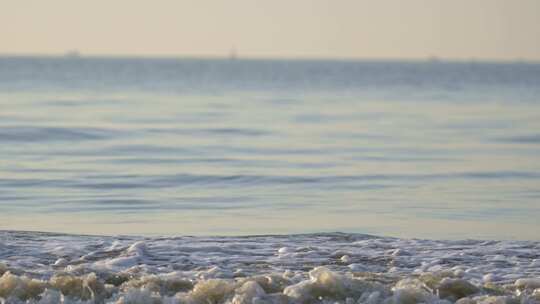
[0,272,46,301]
[515,278,540,290]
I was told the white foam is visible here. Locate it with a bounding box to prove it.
[1,232,539,303]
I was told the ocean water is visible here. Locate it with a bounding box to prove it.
[1,57,540,303]
[1,56,540,239]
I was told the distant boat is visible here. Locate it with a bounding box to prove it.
[428,55,440,63]
[229,47,237,60]
[64,50,81,58]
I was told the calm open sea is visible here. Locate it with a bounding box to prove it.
[1,56,540,240]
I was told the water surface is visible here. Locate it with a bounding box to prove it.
[1,56,540,239]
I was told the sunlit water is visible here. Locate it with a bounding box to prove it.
[1,57,540,303]
[1,56,540,240]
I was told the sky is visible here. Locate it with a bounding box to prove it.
[1,0,540,60]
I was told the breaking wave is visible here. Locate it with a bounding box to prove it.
[1,232,539,303]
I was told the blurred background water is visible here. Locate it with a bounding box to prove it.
[1,56,539,239]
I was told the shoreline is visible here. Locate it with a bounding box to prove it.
[1,231,539,303]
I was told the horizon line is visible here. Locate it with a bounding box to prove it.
[0,52,539,64]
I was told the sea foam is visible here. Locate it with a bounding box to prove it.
[1,232,539,303]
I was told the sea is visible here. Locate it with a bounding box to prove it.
[0,56,539,303]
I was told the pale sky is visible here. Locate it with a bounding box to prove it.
[1,0,540,60]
